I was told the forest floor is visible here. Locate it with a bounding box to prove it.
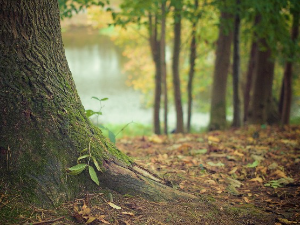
[2,125,300,224]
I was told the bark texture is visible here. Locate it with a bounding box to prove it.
[149,14,162,134]
[0,0,192,207]
[172,0,184,133]
[160,0,168,134]
[231,0,241,127]
[279,9,299,125]
[247,39,275,124]
[209,12,233,130]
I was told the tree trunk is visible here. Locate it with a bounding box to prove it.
[208,12,233,130]
[279,8,299,125]
[247,39,275,124]
[172,0,184,133]
[231,0,242,127]
[243,41,257,123]
[187,0,198,133]
[161,0,168,134]
[149,14,162,134]
[0,0,193,207]
[244,16,259,123]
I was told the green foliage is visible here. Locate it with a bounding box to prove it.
[58,0,109,19]
[67,141,102,186]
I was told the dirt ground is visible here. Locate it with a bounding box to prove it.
[1,125,299,224]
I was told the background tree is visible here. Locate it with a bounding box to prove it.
[209,6,233,130]
[171,0,184,133]
[187,0,199,132]
[231,0,242,127]
[0,0,190,206]
[279,2,300,125]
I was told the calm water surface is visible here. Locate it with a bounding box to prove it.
[62,28,209,129]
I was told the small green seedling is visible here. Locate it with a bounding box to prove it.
[67,141,101,185]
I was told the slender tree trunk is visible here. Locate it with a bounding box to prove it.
[172,0,184,133]
[149,14,162,134]
[247,39,275,124]
[187,0,198,133]
[208,12,233,130]
[244,41,257,123]
[161,0,168,134]
[244,16,259,123]
[0,0,191,206]
[279,9,299,125]
[231,0,241,127]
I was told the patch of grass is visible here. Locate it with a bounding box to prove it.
[290,116,300,125]
[99,122,153,139]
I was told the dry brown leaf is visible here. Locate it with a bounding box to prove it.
[98,215,110,224]
[243,197,250,203]
[204,179,217,185]
[200,189,207,194]
[122,211,135,216]
[271,169,287,178]
[249,176,263,183]
[228,167,238,174]
[232,150,244,157]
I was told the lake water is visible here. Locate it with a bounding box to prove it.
[62,28,209,130]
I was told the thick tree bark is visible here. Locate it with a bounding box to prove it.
[208,12,233,130]
[231,0,242,127]
[0,0,193,207]
[187,0,198,133]
[160,0,168,134]
[247,39,275,124]
[149,14,162,134]
[172,0,184,133]
[279,9,299,125]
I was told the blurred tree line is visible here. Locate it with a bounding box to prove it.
[59,0,300,134]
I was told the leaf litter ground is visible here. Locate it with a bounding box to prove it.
[1,125,299,224]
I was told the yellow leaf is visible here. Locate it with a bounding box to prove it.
[80,207,91,216]
[86,216,97,224]
[148,135,163,144]
[250,176,263,183]
[200,189,207,194]
[233,150,244,157]
[204,179,217,185]
[228,167,238,174]
[122,211,135,216]
[243,197,250,203]
[208,136,220,143]
[272,169,287,178]
[108,202,121,209]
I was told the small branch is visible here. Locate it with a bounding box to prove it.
[29,216,65,225]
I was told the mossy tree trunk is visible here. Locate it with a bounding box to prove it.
[0,0,190,207]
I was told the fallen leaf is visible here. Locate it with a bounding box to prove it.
[250,176,263,183]
[204,179,217,185]
[108,202,121,209]
[86,216,97,224]
[228,167,238,174]
[207,161,224,167]
[208,136,220,143]
[122,211,135,216]
[243,197,250,203]
[200,189,207,194]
